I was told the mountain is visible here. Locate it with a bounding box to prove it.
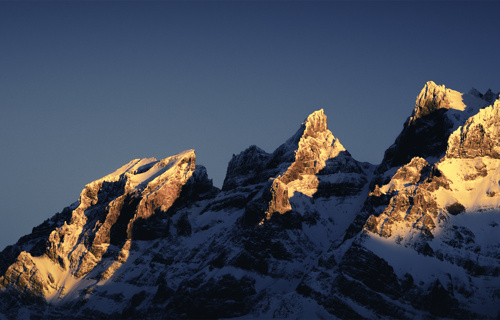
[1,82,500,319]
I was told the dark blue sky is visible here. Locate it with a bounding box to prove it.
[1,1,499,250]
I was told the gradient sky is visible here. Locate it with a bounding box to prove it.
[1,1,499,250]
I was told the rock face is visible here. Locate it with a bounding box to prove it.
[378,81,493,172]
[263,109,351,221]
[1,150,214,298]
[447,99,500,159]
[1,83,500,320]
[412,81,465,120]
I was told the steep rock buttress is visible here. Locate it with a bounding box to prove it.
[378,81,494,173]
[0,150,217,298]
[2,87,500,319]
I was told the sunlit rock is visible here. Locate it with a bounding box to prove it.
[2,85,500,319]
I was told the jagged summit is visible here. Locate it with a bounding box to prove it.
[294,109,346,169]
[378,81,495,173]
[303,108,328,133]
[470,87,499,104]
[0,149,215,298]
[223,109,348,193]
[220,109,363,226]
[299,108,346,158]
[261,109,359,223]
[222,145,271,191]
[469,87,482,98]
[447,99,500,159]
[218,109,368,231]
[410,81,466,124]
[2,85,500,320]
[483,88,498,103]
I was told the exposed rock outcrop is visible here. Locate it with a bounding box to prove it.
[447,99,500,159]
[262,109,361,223]
[2,83,500,320]
[222,145,271,191]
[378,82,492,173]
[1,150,216,297]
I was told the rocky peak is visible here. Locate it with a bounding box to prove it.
[222,109,368,230]
[364,156,443,240]
[4,93,500,319]
[223,109,345,195]
[288,109,346,180]
[446,99,500,159]
[262,109,352,223]
[469,87,483,98]
[468,87,499,105]
[302,108,328,136]
[134,149,197,219]
[410,81,465,123]
[483,88,499,104]
[266,109,338,168]
[0,149,208,296]
[377,81,470,173]
[222,145,271,191]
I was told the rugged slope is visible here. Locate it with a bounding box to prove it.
[0,151,217,298]
[378,81,492,172]
[0,109,371,319]
[1,83,500,319]
[337,87,500,318]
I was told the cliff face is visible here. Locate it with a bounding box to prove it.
[378,81,494,172]
[0,150,215,298]
[263,109,358,221]
[447,99,500,159]
[1,82,500,319]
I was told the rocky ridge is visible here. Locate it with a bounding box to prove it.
[1,83,500,319]
[378,81,493,172]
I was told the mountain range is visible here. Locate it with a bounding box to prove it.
[1,81,500,319]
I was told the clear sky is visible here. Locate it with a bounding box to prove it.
[1,1,499,250]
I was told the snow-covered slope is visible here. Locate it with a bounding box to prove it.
[1,82,499,319]
[342,85,500,318]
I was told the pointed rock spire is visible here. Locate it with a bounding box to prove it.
[483,88,498,104]
[467,87,499,105]
[222,109,347,193]
[378,81,467,172]
[261,109,351,223]
[411,81,465,124]
[469,87,483,98]
[303,108,328,136]
[291,109,346,181]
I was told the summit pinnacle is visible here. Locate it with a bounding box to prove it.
[1,84,500,319]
